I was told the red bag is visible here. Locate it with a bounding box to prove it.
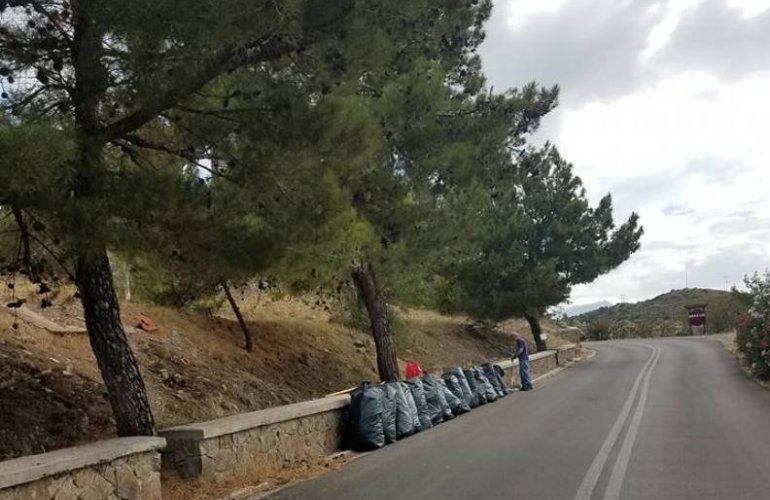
[405,361,423,379]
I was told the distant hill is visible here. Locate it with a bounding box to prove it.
[564,300,613,317]
[572,288,749,335]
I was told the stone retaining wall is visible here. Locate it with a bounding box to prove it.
[160,395,348,482]
[0,344,582,497]
[160,344,580,483]
[0,437,165,500]
[499,344,580,388]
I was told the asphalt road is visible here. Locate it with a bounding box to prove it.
[266,338,770,500]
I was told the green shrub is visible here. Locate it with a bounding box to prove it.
[736,313,770,379]
[736,272,770,380]
[587,320,610,340]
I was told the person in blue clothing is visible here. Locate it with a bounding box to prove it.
[512,332,533,391]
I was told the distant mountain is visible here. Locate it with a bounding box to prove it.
[564,300,613,317]
[571,288,748,334]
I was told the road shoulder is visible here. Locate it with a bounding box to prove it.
[712,332,770,391]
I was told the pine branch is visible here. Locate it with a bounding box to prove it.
[100,33,303,141]
[28,0,74,45]
[115,135,233,181]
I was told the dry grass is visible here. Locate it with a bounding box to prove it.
[162,452,355,500]
[0,279,573,460]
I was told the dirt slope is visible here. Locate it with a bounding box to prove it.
[0,284,568,460]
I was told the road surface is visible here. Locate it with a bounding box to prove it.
[266,338,770,500]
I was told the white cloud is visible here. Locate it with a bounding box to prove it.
[482,0,770,304]
[503,0,569,28]
[556,71,770,202]
[726,0,770,17]
[643,0,704,60]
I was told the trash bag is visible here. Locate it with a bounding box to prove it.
[441,372,472,414]
[422,374,453,422]
[420,375,443,425]
[494,364,506,379]
[346,383,385,450]
[439,378,467,415]
[398,382,422,433]
[482,363,508,397]
[381,384,397,443]
[464,368,487,405]
[405,378,434,430]
[494,364,510,397]
[386,382,415,439]
[448,367,477,409]
[474,367,498,402]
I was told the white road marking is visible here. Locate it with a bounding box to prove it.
[572,344,659,500]
[602,345,661,499]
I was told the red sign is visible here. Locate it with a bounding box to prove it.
[688,308,706,327]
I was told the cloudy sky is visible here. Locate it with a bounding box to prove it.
[479,0,770,306]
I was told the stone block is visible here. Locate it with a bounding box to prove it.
[73,468,114,499]
[114,463,140,500]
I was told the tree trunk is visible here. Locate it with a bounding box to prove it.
[11,206,33,276]
[76,251,155,436]
[525,312,548,352]
[222,282,253,351]
[351,263,399,382]
[68,0,155,436]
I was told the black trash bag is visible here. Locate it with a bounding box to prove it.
[448,367,477,409]
[434,377,454,421]
[480,363,505,397]
[346,383,385,450]
[419,375,444,425]
[398,381,422,433]
[441,372,472,414]
[405,378,434,430]
[474,367,498,402]
[439,378,466,415]
[440,372,464,402]
[482,363,509,397]
[464,368,487,405]
[423,374,453,422]
[494,364,510,397]
[381,384,398,443]
[386,382,416,438]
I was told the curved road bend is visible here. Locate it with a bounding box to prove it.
[266,338,770,500]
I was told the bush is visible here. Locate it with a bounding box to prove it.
[736,313,770,379]
[608,319,638,339]
[736,272,770,380]
[587,320,610,340]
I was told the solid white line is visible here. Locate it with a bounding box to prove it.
[571,344,658,500]
[602,345,661,500]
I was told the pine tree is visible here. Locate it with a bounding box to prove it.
[452,144,644,351]
[0,0,380,436]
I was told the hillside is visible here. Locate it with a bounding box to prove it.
[0,282,570,460]
[572,288,747,335]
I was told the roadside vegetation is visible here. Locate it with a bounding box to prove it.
[736,271,770,380]
[0,0,641,444]
[574,288,750,340]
